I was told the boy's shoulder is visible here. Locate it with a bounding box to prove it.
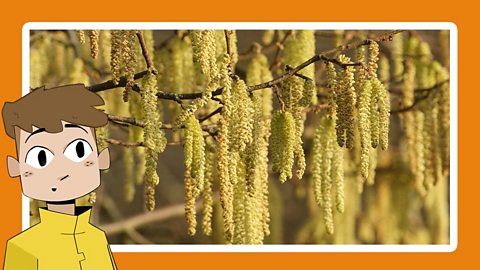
[6,223,44,253]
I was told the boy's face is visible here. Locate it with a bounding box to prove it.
[11,121,109,202]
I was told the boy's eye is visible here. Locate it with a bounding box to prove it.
[64,139,93,162]
[25,147,54,169]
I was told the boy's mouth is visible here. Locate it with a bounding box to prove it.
[51,187,57,192]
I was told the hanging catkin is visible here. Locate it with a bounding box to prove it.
[262,30,275,45]
[335,54,356,149]
[372,77,390,150]
[402,56,417,176]
[88,30,100,59]
[391,32,404,80]
[109,30,137,93]
[358,79,372,181]
[190,30,218,82]
[311,114,341,234]
[184,115,206,236]
[245,51,273,240]
[141,73,167,211]
[274,30,315,181]
[432,61,450,173]
[215,30,238,69]
[217,53,234,243]
[76,30,86,44]
[202,141,215,236]
[270,111,296,183]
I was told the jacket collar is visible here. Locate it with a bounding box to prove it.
[38,206,92,234]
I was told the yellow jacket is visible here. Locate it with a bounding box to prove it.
[3,206,117,270]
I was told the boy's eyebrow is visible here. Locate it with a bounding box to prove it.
[64,124,88,133]
[24,124,88,143]
[25,128,46,143]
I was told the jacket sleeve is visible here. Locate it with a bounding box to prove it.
[3,240,38,270]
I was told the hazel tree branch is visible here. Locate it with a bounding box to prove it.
[87,30,404,100]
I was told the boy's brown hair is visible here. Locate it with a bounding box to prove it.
[2,84,108,141]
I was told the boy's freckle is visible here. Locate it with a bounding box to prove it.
[23,171,33,177]
[85,161,94,167]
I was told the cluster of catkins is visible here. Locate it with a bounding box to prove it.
[309,40,391,234]
[270,30,317,183]
[310,62,345,235]
[76,30,167,211]
[355,41,391,187]
[215,50,272,244]
[401,35,450,196]
[157,30,270,243]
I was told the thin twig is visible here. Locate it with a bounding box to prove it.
[106,138,144,147]
[269,30,293,71]
[136,30,157,74]
[87,70,148,92]
[100,193,219,235]
[199,107,222,123]
[107,114,145,127]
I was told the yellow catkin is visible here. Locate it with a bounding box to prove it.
[232,154,247,244]
[67,58,89,85]
[202,142,215,236]
[88,30,100,59]
[336,54,356,149]
[379,55,390,87]
[414,111,427,196]
[184,115,205,236]
[87,192,96,204]
[30,48,44,88]
[217,53,234,243]
[215,30,238,69]
[358,79,372,181]
[372,77,391,150]
[229,78,254,153]
[52,36,66,81]
[109,30,137,93]
[76,30,85,44]
[123,30,137,101]
[110,30,122,85]
[311,115,336,234]
[433,62,450,173]
[438,30,450,67]
[128,92,146,185]
[141,73,167,211]
[368,41,379,79]
[270,111,296,183]
[262,30,275,45]
[391,32,404,80]
[246,52,273,238]
[366,148,378,186]
[333,146,344,213]
[123,142,135,202]
[190,30,218,82]
[280,30,315,180]
[402,57,417,174]
[98,30,112,70]
[326,62,338,117]
[333,30,344,47]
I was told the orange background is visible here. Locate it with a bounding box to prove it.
[0,1,474,269]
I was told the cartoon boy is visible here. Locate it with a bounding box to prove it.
[2,84,117,269]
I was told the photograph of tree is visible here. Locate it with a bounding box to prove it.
[28,29,450,244]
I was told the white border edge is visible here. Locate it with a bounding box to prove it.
[21,22,458,253]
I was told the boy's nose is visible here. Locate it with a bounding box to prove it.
[59,174,69,181]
